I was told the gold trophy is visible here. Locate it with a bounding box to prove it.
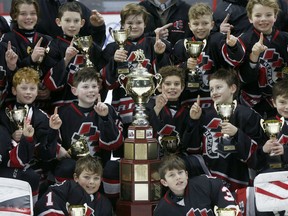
[118,49,162,125]
[260,117,285,169]
[215,101,236,153]
[73,35,94,68]
[68,135,90,159]
[158,131,180,154]
[68,204,87,216]
[5,105,29,129]
[214,205,240,216]
[184,39,205,90]
[109,27,131,74]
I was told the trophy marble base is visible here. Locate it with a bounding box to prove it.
[217,137,236,154]
[269,155,282,169]
[116,200,158,216]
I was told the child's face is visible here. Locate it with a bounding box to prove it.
[123,14,145,39]
[273,95,288,118]
[189,15,214,40]
[56,11,85,37]
[249,4,276,35]
[160,169,188,196]
[15,4,38,30]
[71,79,99,108]
[74,170,101,195]
[12,80,38,104]
[160,76,184,101]
[209,79,236,104]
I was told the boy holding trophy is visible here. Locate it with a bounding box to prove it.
[34,155,113,216]
[188,68,264,192]
[0,67,62,203]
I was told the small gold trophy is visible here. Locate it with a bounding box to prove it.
[214,205,240,216]
[73,35,94,68]
[158,134,180,154]
[68,204,87,216]
[184,39,205,90]
[118,49,162,125]
[68,136,90,159]
[260,117,285,169]
[109,27,131,74]
[5,105,29,129]
[215,101,236,153]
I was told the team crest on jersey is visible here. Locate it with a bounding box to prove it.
[198,53,213,91]
[259,49,283,87]
[71,123,99,148]
[127,51,150,70]
[278,134,288,145]
[173,20,183,30]
[203,118,230,158]
[186,207,213,215]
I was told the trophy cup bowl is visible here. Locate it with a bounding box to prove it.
[118,50,162,125]
[158,135,180,154]
[109,27,130,50]
[215,208,238,216]
[68,204,87,216]
[184,40,205,89]
[68,137,90,159]
[5,105,29,129]
[215,102,236,153]
[73,35,94,67]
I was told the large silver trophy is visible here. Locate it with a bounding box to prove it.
[109,27,131,74]
[184,39,205,90]
[5,105,29,129]
[215,101,236,153]
[260,117,285,169]
[68,204,88,216]
[73,35,94,68]
[118,49,162,125]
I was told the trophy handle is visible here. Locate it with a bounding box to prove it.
[118,74,128,95]
[153,73,162,94]
[5,107,12,121]
[260,119,265,131]
[280,117,285,128]
[109,27,114,39]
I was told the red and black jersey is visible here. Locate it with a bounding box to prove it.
[173,33,234,108]
[34,180,113,216]
[58,102,123,165]
[188,104,264,191]
[154,175,239,216]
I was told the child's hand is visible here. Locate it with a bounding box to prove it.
[114,49,128,62]
[154,93,168,115]
[220,13,233,34]
[190,95,202,120]
[94,95,109,117]
[226,30,237,47]
[64,38,78,64]
[250,32,267,62]
[90,10,104,27]
[154,30,166,54]
[187,57,197,70]
[263,139,283,155]
[220,122,238,137]
[23,119,34,138]
[12,129,23,142]
[154,23,173,40]
[57,146,71,159]
[31,37,46,63]
[49,107,62,130]
[5,41,18,71]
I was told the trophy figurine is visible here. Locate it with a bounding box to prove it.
[68,135,90,159]
[215,101,236,153]
[68,204,87,216]
[260,117,285,169]
[5,105,29,129]
[184,39,205,90]
[73,35,94,68]
[118,49,162,125]
[109,27,131,74]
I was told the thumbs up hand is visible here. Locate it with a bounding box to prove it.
[226,30,238,47]
[5,41,18,70]
[31,37,46,63]
[250,32,268,62]
[94,95,109,117]
[64,38,78,65]
[49,107,62,130]
[154,29,166,54]
[220,13,234,34]
[190,95,202,120]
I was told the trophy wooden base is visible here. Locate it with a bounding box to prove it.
[116,200,158,216]
[118,62,129,74]
[269,155,282,169]
[217,137,236,154]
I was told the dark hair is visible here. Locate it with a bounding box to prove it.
[158,155,186,180]
[209,68,240,97]
[73,67,100,87]
[57,2,83,19]
[10,0,40,24]
[120,3,150,26]
[74,155,103,177]
[158,66,185,87]
[272,79,288,100]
